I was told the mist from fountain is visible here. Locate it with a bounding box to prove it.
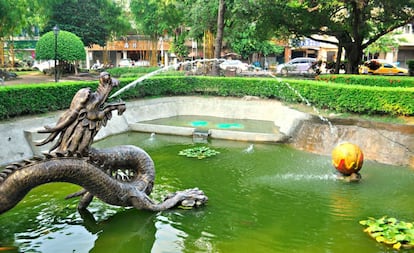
[266,72,336,134]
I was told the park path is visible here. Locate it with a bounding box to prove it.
[3,72,98,85]
[3,72,53,85]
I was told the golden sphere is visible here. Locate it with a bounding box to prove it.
[332,142,364,175]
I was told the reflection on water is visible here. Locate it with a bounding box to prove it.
[0,132,413,252]
[15,224,96,253]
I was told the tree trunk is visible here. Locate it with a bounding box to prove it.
[151,38,158,67]
[74,60,79,75]
[212,0,226,76]
[344,42,363,74]
[335,43,343,74]
[346,1,364,74]
[204,30,214,59]
[0,40,4,67]
[9,36,15,68]
[103,46,109,65]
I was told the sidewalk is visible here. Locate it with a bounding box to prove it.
[2,72,98,85]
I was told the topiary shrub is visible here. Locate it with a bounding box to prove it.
[35,30,86,74]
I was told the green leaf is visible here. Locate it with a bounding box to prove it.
[360,216,414,249]
[395,234,406,242]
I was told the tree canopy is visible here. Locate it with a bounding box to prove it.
[256,0,414,73]
[130,0,186,65]
[36,30,86,61]
[0,0,57,66]
[0,0,55,38]
[45,0,131,47]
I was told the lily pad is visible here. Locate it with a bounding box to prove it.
[178,146,220,159]
[360,216,414,250]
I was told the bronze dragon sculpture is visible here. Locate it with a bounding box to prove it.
[0,72,207,215]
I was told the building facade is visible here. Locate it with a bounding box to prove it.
[87,35,172,69]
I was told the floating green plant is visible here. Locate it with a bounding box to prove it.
[359,216,414,250]
[178,146,220,159]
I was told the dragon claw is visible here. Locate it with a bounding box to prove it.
[165,188,208,209]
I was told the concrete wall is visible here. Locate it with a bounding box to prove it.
[0,96,308,166]
[290,117,414,167]
[123,96,310,136]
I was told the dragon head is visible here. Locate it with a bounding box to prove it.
[99,71,119,88]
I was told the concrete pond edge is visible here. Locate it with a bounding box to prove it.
[0,96,412,168]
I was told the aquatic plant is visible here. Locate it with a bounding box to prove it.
[359,216,414,250]
[178,146,220,159]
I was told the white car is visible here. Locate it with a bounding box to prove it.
[32,60,56,72]
[219,60,249,72]
[276,57,316,75]
[135,60,150,67]
[119,58,132,67]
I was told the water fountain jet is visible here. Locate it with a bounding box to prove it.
[110,58,225,99]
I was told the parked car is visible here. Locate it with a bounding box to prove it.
[135,60,150,67]
[119,58,133,67]
[359,59,408,75]
[219,60,249,72]
[32,60,55,72]
[276,57,317,75]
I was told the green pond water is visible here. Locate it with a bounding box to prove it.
[1,132,413,253]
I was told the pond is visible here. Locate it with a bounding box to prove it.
[0,132,413,253]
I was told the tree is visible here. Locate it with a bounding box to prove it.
[257,0,414,74]
[212,0,226,75]
[45,0,130,47]
[0,0,56,66]
[183,0,279,63]
[229,23,284,61]
[171,32,188,63]
[130,0,184,66]
[183,0,219,56]
[364,32,407,60]
[36,30,86,74]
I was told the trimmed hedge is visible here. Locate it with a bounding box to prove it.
[0,81,98,119]
[113,76,414,116]
[0,75,413,120]
[316,74,414,88]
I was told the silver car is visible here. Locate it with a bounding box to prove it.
[276,57,316,75]
[219,60,249,72]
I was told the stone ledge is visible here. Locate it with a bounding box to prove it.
[130,123,195,136]
[209,129,286,142]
